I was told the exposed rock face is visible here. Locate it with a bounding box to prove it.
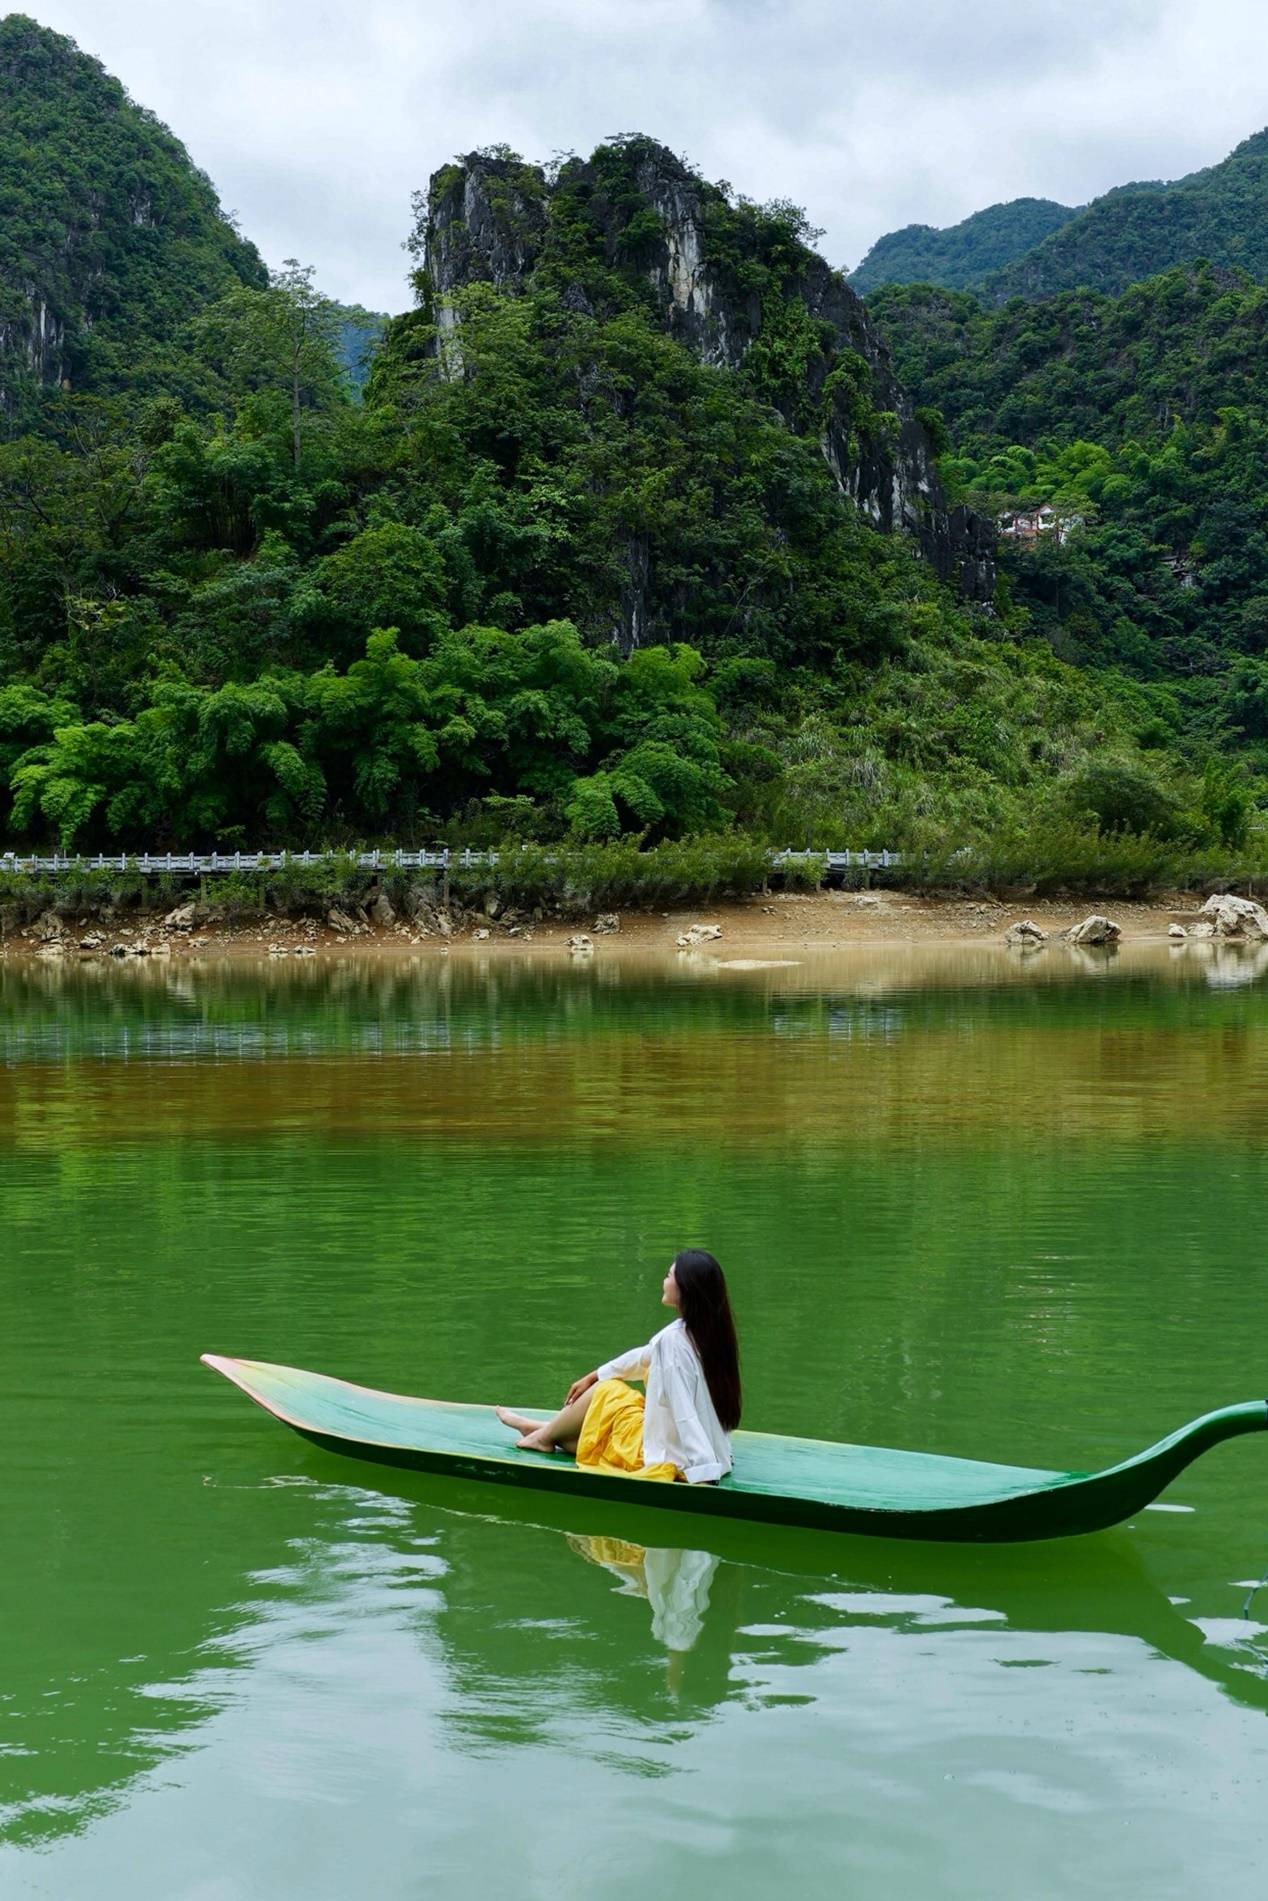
[420,142,995,618]
[426,160,549,300]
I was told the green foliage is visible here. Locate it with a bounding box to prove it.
[855,129,1268,304]
[0,15,266,425]
[0,80,1262,881]
[444,836,791,909]
[866,265,1268,789]
[850,198,1077,294]
[983,130,1268,303]
[902,820,1268,898]
[193,261,351,469]
[1059,757,1184,840]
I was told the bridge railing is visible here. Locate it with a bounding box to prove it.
[0,847,901,876]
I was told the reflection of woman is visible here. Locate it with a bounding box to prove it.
[495,1248,742,1483]
[567,1535,720,1654]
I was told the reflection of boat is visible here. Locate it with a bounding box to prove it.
[566,1534,719,1652]
[325,1470,1268,1727]
[202,1356,1268,1542]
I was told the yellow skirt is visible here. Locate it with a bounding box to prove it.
[575,1379,680,1482]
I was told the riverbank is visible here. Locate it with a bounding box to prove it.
[0,887,1209,962]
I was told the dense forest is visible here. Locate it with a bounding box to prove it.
[867,265,1268,790]
[0,14,265,424]
[0,15,1262,872]
[854,128,1268,304]
[850,199,1077,295]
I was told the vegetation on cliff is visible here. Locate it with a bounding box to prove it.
[0,26,1260,873]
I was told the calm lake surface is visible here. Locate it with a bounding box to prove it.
[2,942,1267,1899]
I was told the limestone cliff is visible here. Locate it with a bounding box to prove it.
[420,140,994,604]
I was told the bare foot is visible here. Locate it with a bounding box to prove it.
[515,1430,555,1451]
[495,1406,541,1435]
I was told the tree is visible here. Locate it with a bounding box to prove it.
[196,261,349,468]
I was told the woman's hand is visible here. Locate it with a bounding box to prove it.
[565,1370,599,1405]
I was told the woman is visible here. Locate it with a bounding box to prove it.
[495,1248,741,1483]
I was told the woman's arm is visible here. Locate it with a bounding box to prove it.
[595,1342,653,1384]
[563,1339,651,1404]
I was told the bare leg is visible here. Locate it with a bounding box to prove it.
[497,1388,596,1453]
[494,1407,541,1434]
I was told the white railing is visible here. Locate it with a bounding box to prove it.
[0,846,900,876]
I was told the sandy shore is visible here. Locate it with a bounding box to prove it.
[1,888,1202,963]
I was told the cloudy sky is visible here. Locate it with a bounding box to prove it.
[32,0,1268,311]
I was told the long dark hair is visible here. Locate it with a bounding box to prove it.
[673,1249,742,1431]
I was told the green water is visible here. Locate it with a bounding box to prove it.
[2,946,1268,1899]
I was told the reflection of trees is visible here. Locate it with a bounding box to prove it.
[4,947,1268,1068]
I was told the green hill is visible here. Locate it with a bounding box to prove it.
[867,264,1268,763]
[983,130,1268,302]
[850,198,1077,293]
[0,13,266,424]
[855,128,1268,306]
[0,22,1259,871]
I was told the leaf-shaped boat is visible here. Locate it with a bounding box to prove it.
[201,1355,1267,1543]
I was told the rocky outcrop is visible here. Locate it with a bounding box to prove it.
[1066,914,1120,946]
[1004,918,1046,947]
[1200,893,1268,940]
[419,142,995,610]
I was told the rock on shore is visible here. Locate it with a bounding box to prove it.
[1201,893,1268,940]
[1066,914,1121,946]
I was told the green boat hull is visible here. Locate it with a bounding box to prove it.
[201,1355,1268,1543]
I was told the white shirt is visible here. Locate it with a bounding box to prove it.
[597,1319,732,1484]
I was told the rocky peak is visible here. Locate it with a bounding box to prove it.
[423,150,549,304]
[420,138,994,603]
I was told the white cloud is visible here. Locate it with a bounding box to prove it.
[29,0,1268,308]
